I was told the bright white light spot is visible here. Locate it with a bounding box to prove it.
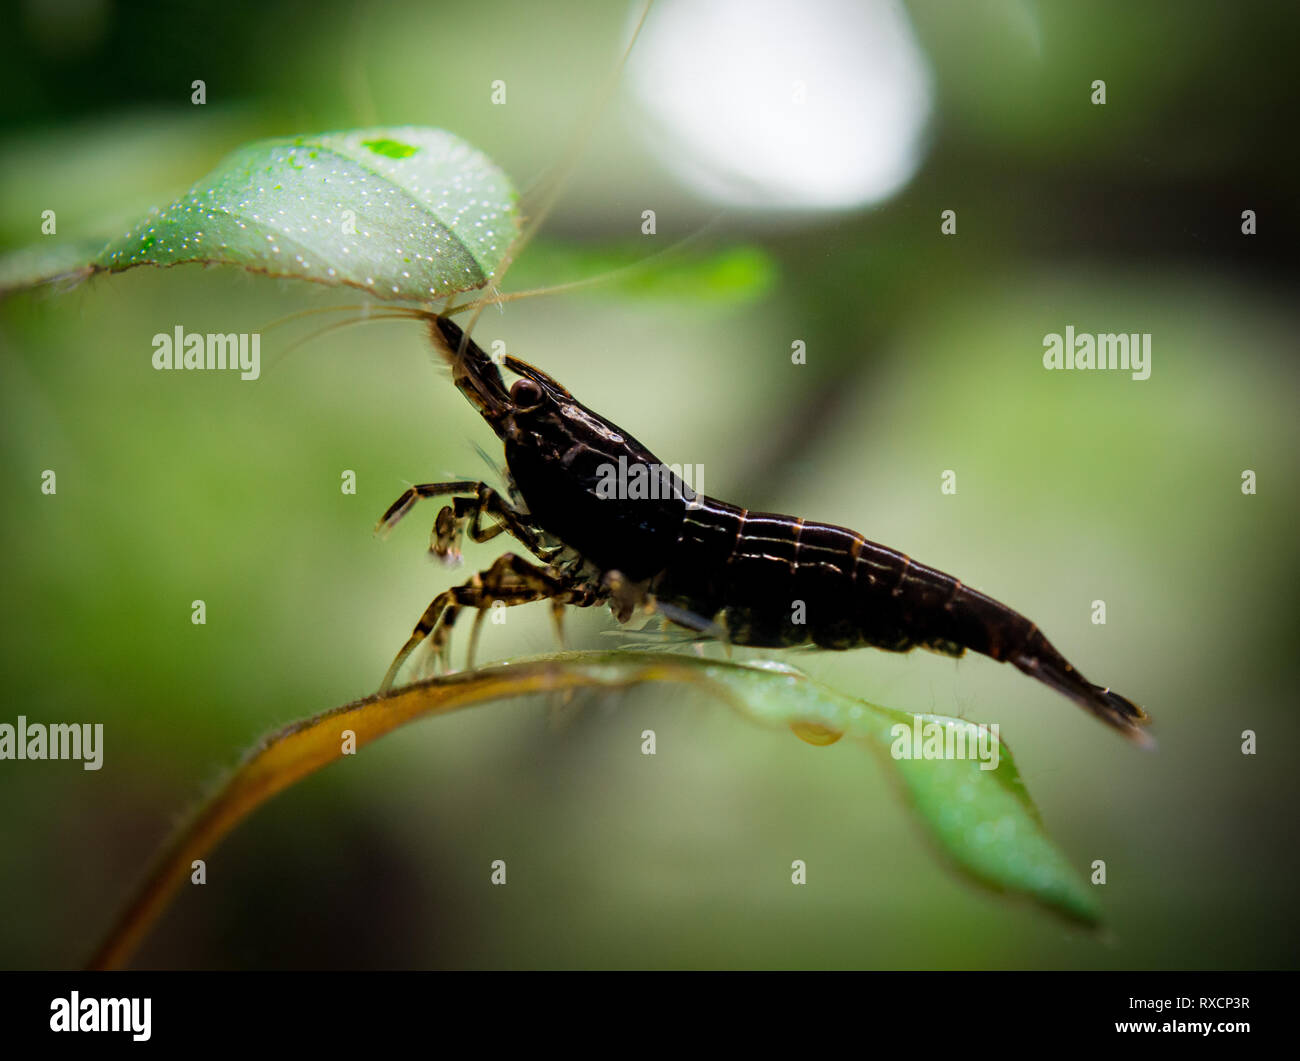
[630,0,933,210]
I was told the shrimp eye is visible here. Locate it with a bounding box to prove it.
[510,378,543,407]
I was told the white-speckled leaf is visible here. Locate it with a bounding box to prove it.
[74,128,517,300]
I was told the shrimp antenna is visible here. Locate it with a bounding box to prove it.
[456,0,655,347]
[442,217,721,321]
[263,2,661,367]
[496,0,655,287]
[262,307,431,374]
[343,0,380,126]
[259,302,405,333]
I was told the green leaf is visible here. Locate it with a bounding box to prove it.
[88,650,1096,968]
[3,127,519,300]
[693,657,1101,926]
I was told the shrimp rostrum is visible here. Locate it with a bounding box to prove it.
[377,314,1152,747]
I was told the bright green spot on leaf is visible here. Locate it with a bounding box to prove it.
[361,137,419,159]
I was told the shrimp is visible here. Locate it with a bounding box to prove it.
[376,313,1152,747]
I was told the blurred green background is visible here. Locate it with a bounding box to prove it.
[1,0,1297,969]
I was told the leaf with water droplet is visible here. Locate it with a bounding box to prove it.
[1,127,519,301]
[88,651,1099,971]
[702,656,1101,925]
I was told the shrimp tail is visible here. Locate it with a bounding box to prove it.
[1011,637,1154,748]
[934,578,1153,746]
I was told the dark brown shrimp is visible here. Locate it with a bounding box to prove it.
[377,314,1151,747]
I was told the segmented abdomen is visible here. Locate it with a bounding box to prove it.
[648,496,1150,742]
[651,497,1031,659]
